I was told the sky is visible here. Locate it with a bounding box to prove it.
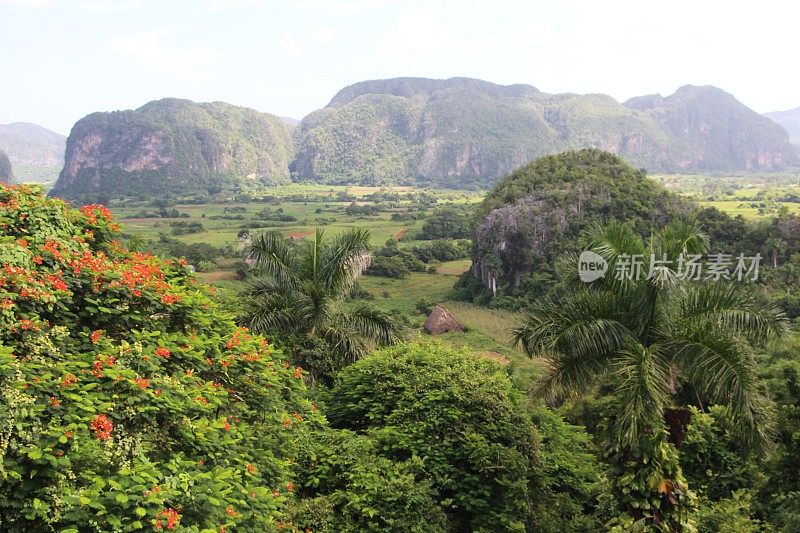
[1,0,799,135]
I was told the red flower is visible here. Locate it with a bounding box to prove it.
[90,414,113,440]
[49,396,61,407]
[293,366,303,379]
[161,293,180,305]
[155,508,180,530]
[246,463,256,474]
[61,373,78,387]
[155,346,171,358]
[79,204,113,224]
[90,329,103,344]
[285,481,294,493]
[134,377,149,389]
[15,238,28,247]
[225,506,238,517]
[1,299,12,310]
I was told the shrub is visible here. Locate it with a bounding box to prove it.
[0,184,319,531]
[322,341,538,531]
[364,255,409,279]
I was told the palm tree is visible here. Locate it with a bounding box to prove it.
[242,228,401,382]
[513,220,788,453]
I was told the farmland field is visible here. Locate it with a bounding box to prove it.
[110,174,800,370]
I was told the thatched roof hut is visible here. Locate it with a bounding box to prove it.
[423,305,464,335]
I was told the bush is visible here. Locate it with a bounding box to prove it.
[418,207,472,240]
[692,491,762,533]
[364,255,409,279]
[322,341,539,531]
[0,184,319,531]
[411,239,471,263]
[288,429,446,532]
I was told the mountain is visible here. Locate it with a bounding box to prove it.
[0,122,66,183]
[51,98,295,200]
[467,149,690,299]
[292,78,798,188]
[0,149,15,184]
[764,107,800,144]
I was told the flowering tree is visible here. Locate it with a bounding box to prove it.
[0,184,320,531]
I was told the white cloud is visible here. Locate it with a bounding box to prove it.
[377,6,490,55]
[199,0,265,14]
[278,25,336,56]
[0,0,59,6]
[294,0,390,13]
[107,25,221,82]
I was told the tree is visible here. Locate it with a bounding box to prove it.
[321,341,540,532]
[513,220,788,528]
[242,229,401,382]
[0,184,317,531]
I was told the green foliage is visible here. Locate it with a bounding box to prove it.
[411,239,471,263]
[322,341,538,531]
[0,184,318,531]
[418,206,472,240]
[605,431,694,532]
[242,229,401,382]
[51,98,295,200]
[289,428,446,532]
[692,490,762,533]
[680,406,763,501]
[470,150,688,305]
[527,406,609,531]
[364,255,409,278]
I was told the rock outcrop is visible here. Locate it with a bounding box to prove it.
[293,78,798,188]
[0,150,14,184]
[424,305,464,335]
[51,99,295,200]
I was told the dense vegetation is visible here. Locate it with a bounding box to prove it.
[0,184,317,530]
[50,99,295,202]
[463,149,686,306]
[292,78,797,188]
[4,142,800,531]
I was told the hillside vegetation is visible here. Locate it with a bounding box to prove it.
[0,122,65,183]
[293,78,798,188]
[50,99,295,201]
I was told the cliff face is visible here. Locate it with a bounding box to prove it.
[51,99,295,199]
[0,150,14,184]
[625,85,799,171]
[0,122,66,183]
[292,78,798,188]
[765,107,800,144]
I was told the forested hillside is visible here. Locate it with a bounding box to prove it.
[50,99,295,201]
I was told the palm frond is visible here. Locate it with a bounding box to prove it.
[611,343,671,448]
[341,303,402,346]
[666,330,775,454]
[319,323,369,364]
[676,283,789,347]
[654,220,709,258]
[243,231,299,291]
[513,290,635,359]
[243,292,302,336]
[583,220,647,262]
[319,228,373,298]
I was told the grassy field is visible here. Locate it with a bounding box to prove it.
[653,173,800,219]
[110,174,799,373]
